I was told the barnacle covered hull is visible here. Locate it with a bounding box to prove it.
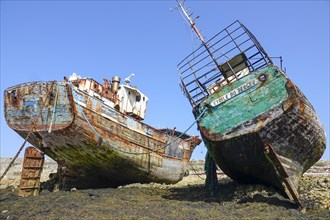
[4,79,200,189]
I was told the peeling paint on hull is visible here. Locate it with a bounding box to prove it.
[197,66,326,194]
[4,80,201,189]
[176,18,326,207]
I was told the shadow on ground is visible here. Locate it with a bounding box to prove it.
[163,179,297,210]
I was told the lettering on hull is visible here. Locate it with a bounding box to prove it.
[211,79,259,107]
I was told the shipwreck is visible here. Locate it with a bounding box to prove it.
[176,2,326,208]
[4,73,201,189]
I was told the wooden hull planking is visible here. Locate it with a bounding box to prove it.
[197,66,326,193]
[4,80,200,189]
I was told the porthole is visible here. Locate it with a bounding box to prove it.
[258,73,268,82]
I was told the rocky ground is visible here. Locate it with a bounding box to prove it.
[0,159,329,219]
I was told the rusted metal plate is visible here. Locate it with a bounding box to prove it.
[18,146,44,197]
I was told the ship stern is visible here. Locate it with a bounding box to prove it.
[4,80,74,134]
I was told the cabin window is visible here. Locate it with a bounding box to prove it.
[219,53,249,79]
[143,97,145,102]
[136,96,141,102]
[146,127,153,136]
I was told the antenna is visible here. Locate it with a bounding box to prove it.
[175,1,228,82]
[124,73,135,84]
[176,1,205,43]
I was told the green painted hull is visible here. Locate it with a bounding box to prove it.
[177,19,325,206]
[195,66,326,192]
[198,66,289,136]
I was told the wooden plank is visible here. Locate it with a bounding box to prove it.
[263,144,303,210]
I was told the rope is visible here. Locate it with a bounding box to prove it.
[69,82,207,155]
[189,161,206,180]
[0,82,56,182]
[0,132,33,182]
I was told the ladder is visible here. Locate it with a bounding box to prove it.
[18,146,45,197]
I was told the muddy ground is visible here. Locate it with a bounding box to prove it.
[0,160,329,219]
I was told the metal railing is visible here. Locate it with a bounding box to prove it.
[177,20,273,107]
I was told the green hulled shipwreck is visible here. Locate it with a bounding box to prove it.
[4,73,201,189]
[176,3,326,208]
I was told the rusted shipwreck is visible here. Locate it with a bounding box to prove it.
[176,3,326,208]
[4,73,201,189]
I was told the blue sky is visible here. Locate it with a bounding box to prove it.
[1,1,329,160]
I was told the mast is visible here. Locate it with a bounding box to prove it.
[177,1,224,79]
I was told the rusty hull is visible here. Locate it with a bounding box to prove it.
[176,18,326,207]
[198,69,326,194]
[4,80,200,189]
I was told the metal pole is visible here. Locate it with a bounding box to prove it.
[177,1,226,81]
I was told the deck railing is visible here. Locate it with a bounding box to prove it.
[177,20,273,107]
